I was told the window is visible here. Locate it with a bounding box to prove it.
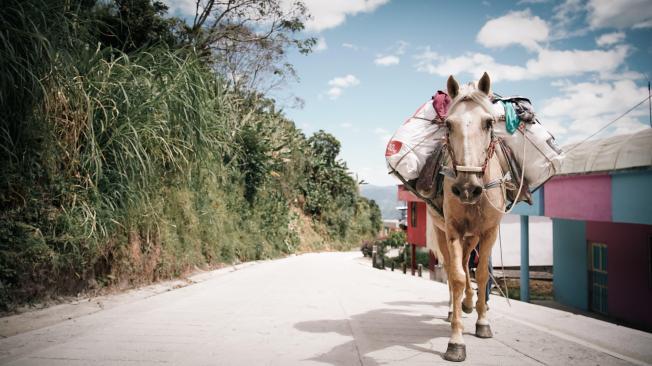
[649,236,652,289]
[410,202,417,228]
[589,242,608,315]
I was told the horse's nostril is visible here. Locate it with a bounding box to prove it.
[452,185,461,196]
[472,186,483,197]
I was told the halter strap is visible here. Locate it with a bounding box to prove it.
[443,124,498,176]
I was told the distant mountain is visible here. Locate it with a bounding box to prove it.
[360,184,405,220]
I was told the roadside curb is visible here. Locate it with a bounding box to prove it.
[0,261,260,338]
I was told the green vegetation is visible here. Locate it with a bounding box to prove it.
[0,0,381,310]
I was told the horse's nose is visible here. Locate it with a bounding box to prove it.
[451,183,483,201]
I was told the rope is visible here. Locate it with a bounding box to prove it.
[482,131,527,215]
[565,94,652,154]
[471,229,511,307]
[493,225,511,306]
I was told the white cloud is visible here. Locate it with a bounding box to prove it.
[552,0,584,27]
[328,74,360,88]
[163,0,390,33]
[301,0,391,32]
[595,31,626,46]
[314,36,328,52]
[414,45,630,82]
[162,0,198,16]
[587,0,652,29]
[539,79,649,143]
[373,41,408,66]
[325,74,360,100]
[477,10,549,51]
[342,43,359,50]
[374,55,400,66]
[341,122,353,128]
[517,0,549,4]
[327,87,342,100]
[528,46,629,77]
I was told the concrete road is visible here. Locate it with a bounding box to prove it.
[1,252,651,365]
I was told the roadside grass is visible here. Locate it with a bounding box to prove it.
[0,0,380,311]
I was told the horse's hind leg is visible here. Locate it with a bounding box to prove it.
[443,235,467,362]
[462,236,479,314]
[475,226,498,339]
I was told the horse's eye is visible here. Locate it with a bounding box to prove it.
[484,118,494,129]
[445,120,451,130]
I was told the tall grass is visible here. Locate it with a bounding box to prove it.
[0,0,381,309]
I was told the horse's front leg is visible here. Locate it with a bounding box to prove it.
[444,235,467,362]
[447,279,453,322]
[462,236,479,314]
[475,226,498,339]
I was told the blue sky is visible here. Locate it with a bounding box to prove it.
[166,0,652,186]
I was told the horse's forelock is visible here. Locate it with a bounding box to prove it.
[448,83,495,117]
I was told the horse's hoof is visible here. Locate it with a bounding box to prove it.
[445,311,452,322]
[475,324,493,338]
[462,303,473,314]
[443,342,466,362]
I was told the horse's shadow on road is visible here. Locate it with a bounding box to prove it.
[294,302,452,366]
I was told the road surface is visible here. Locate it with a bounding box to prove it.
[1,252,650,365]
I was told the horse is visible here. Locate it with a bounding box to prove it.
[423,72,506,362]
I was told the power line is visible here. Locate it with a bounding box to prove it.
[648,80,652,128]
[565,94,652,154]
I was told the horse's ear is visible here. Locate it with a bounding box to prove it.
[447,75,459,99]
[478,72,491,95]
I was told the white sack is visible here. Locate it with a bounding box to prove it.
[491,103,564,191]
[385,100,445,180]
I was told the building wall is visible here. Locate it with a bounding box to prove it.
[553,218,588,310]
[611,171,652,225]
[491,214,553,267]
[510,188,544,216]
[586,221,652,330]
[545,175,611,222]
[407,201,427,247]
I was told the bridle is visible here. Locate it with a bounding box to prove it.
[442,126,498,177]
[440,96,499,175]
[439,96,509,192]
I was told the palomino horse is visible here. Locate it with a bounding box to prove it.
[424,73,506,362]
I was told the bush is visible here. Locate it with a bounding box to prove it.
[0,0,380,310]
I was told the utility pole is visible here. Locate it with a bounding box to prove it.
[647,79,652,127]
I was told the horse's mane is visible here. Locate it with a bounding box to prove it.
[448,82,496,117]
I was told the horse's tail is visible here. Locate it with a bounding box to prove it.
[426,206,445,265]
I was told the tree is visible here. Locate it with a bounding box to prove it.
[367,199,383,234]
[307,130,341,167]
[185,0,315,92]
[92,0,181,53]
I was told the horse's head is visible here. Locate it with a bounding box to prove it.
[444,72,497,205]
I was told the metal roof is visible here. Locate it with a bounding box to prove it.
[559,128,652,175]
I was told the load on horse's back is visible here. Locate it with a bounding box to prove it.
[385,72,563,362]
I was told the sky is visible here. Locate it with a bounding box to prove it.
[166,0,652,186]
